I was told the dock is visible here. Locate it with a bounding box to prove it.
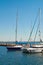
[0,42,16,46]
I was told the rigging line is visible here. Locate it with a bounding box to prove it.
[33,8,41,42]
[28,11,39,42]
[34,20,40,42]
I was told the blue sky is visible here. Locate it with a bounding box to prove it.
[0,0,43,41]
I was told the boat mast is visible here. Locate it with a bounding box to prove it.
[15,10,18,43]
[39,8,41,42]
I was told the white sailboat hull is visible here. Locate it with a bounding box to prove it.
[22,47,43,53]
[32,44,43,48]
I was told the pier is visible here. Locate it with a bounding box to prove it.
[0,42,16,46]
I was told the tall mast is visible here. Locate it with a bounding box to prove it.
[39,8,41,42]
[15,9,18,42]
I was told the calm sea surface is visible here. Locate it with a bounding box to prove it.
[0,42,43,65]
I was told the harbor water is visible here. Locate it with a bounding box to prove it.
[0,42,43,65]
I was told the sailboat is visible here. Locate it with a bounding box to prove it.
[7,10,23,51]
[22,9,43,53]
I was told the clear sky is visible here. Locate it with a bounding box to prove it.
[0,0,43,41]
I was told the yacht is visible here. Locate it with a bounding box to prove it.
[22,9,43,53]
[7,44,23,51]
[7,10,23,51]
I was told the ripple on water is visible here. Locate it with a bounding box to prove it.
[0,46,7,57]
[0,47,43,65]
